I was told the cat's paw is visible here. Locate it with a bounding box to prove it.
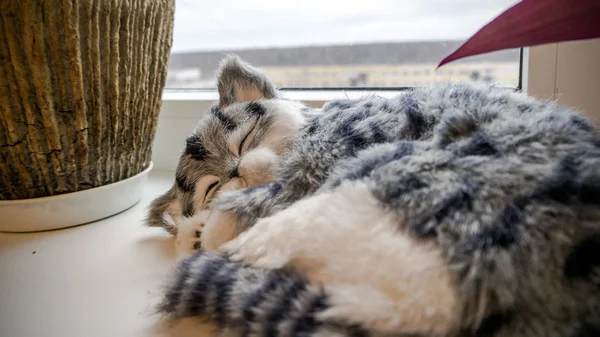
[201,209,245,252]
[219,213,295,270]
[218,190,332,270]
[170,211,210,258]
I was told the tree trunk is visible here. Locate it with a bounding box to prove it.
[0,0,175,200]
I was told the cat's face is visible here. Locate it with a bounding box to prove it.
[147,56,309,232]
[175,99,307,216]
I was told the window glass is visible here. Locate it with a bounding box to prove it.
[166,0,521,89]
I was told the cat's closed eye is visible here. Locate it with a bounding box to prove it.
[238,130,251,156]
[238,120,259,156]
[205,180,219,203]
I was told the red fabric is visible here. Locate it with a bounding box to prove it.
[438,0,600,68]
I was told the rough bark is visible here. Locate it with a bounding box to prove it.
[0,0,175,200]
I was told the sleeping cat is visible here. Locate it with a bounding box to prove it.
[147,55,600,337]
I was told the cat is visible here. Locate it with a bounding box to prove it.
[147,55,600,337]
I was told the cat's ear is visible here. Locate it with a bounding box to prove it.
[216,55,279,108]
[145,186,181,236]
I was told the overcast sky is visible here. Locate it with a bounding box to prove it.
[171,0,519,53]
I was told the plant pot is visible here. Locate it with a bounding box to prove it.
[0,0,174,230]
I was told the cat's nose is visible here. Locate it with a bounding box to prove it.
[229,167,240,179]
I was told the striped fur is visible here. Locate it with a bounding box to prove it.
[160,250,378,337]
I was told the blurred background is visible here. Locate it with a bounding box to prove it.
[165,0,521,89]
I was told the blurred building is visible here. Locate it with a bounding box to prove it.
[166,41,520,89]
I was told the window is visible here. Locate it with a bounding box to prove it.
[166,0,521,90]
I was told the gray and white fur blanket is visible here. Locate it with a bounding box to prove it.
[147,56,600,337]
